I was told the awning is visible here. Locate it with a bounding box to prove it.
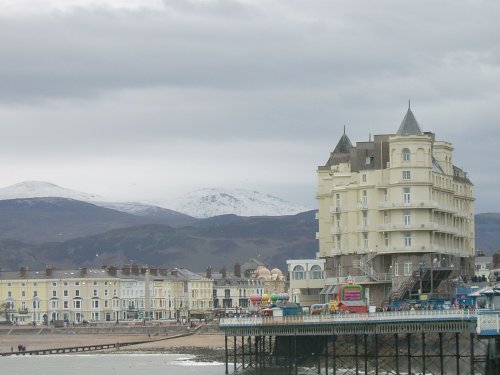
[320,284,339,295]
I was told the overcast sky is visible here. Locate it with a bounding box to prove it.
[0,0,498,213]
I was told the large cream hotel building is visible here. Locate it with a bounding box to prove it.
[313,107,475,306]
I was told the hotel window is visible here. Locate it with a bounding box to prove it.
[336,193,341,210]
[363,233,368,249]
[404,232,412,247]
[52,290,57,297]
[64,290,68,297]
[293,265,305,280]
[403,170,411,180]
[384,232,389,246]
[52,282,57,287]
[384,211,389,224]
[75,290,80,297]
[362,190,368,205]
[33,291,38,297]
[73,300,81,309]
[402,148,410,161]
[336,235,341,250]
[394,262,399,276]
[404,209,411,226]
[93,290,98,297]
[362,173,367,182]
[64,301,69,309]
[362,211,368,227]
[92,300,99,309]
[404,262,413,276]
[403,188,411,204]
[383,189,388,202]
[21,291,26,297]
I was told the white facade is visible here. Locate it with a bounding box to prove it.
[286,259,325,306]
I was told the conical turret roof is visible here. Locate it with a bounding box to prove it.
[396,107,423,136]
[325,129,353,166]
[333,133,353,153]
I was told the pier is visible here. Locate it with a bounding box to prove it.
[220,309,500,374]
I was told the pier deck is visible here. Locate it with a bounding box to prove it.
[220,309,500,375]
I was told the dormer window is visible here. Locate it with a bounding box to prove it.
[402,148,410,161]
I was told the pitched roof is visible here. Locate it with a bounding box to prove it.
[396,107,423,136]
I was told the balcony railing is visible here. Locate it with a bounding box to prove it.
[377,223,440,231]
[329,206,342,214]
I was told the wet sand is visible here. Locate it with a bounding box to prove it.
[0,332,226,356]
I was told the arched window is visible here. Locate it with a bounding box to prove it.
[293,265,305,280]
[310,265,323,279]
[402,148,411,161]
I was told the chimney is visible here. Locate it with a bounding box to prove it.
[221,266,227,279]
[234,263,241,278]
[19,266,27,278]
[107,266,117,277]
[131,264,139,275]
[80,267,87,277]
[121,265,131,275]
[45,265,53,277]
[206,266,212,279]
[171,268,179,277]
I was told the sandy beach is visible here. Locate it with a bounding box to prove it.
[0,330,226,359]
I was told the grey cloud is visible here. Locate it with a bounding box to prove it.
[0,1,497,103]
[0,1,499,212]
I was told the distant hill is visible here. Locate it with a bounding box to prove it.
[1,194,499,274]
[0,197,196,244]
[0,210,318,272]
[475,213,500,253]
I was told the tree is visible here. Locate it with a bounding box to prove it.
[0,302,12,323]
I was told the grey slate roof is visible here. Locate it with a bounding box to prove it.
[396,108,423,136]
[333,133,353,154]
[324,131,353,167]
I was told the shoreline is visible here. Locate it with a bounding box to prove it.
[0,331,226,361]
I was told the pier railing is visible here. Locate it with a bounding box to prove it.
[220,309,478,327]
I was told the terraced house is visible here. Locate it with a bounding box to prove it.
[0,265,213,324]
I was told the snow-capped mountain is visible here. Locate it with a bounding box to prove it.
[0,181,312,219]
[167,188,311,218]
[0,181,104,202]
[0,181,168,217]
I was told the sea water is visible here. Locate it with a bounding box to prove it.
[0,353,226,375]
